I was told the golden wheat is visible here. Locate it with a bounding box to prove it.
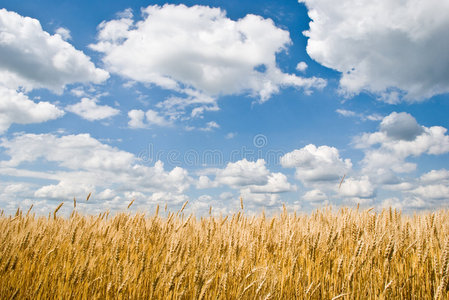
[0,205,449,299]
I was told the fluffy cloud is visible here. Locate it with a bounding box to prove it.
[55,27,71,41]
[0,87,64,133]
[281,144,352,185]
[249,173,297,194]
[302,189,327,203]
[0,8,109,93]
[355,112,449,176]
[0,9,109,134]
[215,159,270,188]
[338,176,375,201]
[420,169,449,184]
[411,184,449,200]
[66,98,119,121]
[1,133,135,170]
[197,158,296,206]
[128,109,146,128]
[145,109,172,126]
[300,0,449,101]
[0,133,192,213]
[394,169,449,208]
[128,109,172,128]
[296,62,308,72]
[239,188,281,207]
[91,4,325,120]
[379,112,423,141]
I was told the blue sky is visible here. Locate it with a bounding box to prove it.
[1,0,449,216]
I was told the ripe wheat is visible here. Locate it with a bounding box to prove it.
[0,205,448,299]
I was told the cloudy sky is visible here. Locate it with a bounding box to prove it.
[1,0,449,216]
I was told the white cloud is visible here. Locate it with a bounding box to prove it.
[296,61,308,72]
[145,109,172,126]
[199,121,220,132]
[280,144,352,185]
[196,175,219,189]
[338,176,375,199]
[249,173,296,193]
[381,197,404,210]
[302,189,327,202]
[336,109,356,117]
[0,133,192,211]
[336,109,382,121]
[197,158,295,207]
[420,169,449,184]
[96,188,117,200]
[91,4,326,121]
[379,112,423,141]
[219,191,234,200]
[0,87,64,133]
[355,112,449,176]
[411,184,449,200]
[391,169,449,208]
[66,97,119,121]
[0,8,109,93]
[55,27,71,41]
[155,90,219,121]
[1,133,135,170]
[215,159,270,188]
[239,188,280,206]
[34,180,93,200]
[128,109,146,128]
[127,109,172,128]
[300,0,449,101]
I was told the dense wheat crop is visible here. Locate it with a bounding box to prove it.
[1,204,449,299]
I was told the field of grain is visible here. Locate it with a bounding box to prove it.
[1,203,449,299]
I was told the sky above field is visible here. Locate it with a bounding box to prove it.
[1,0,449,216]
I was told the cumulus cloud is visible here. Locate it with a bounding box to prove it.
[145,109,172,126]
[281,144,352,185]
[300,0,449,101]
[379,112,423,141]
[196,175,219,189]
[390,169,449,209]
[0,8,109,93]
[128,109,172,128]
[411,184,449,200]
[249,173,296,194]
[302,189,327,203]
[0,87,64,133]
[66,97,119,121]
[197,158,296,206]
[55,27,71,41]
[355,112,449,176]
[215,159,270,188]
[338,176,375,201]
[420,169,449,184]
[296,61,308,72]
[381,197,404,210]
[0,9,110,134]
[91,4,325,121]
[128,109,146,128]
[239,188,281,207]
[0,133,192,213]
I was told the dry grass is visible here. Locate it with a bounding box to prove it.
[1,204,449,299]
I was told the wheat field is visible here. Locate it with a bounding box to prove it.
[1,202,449,299]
